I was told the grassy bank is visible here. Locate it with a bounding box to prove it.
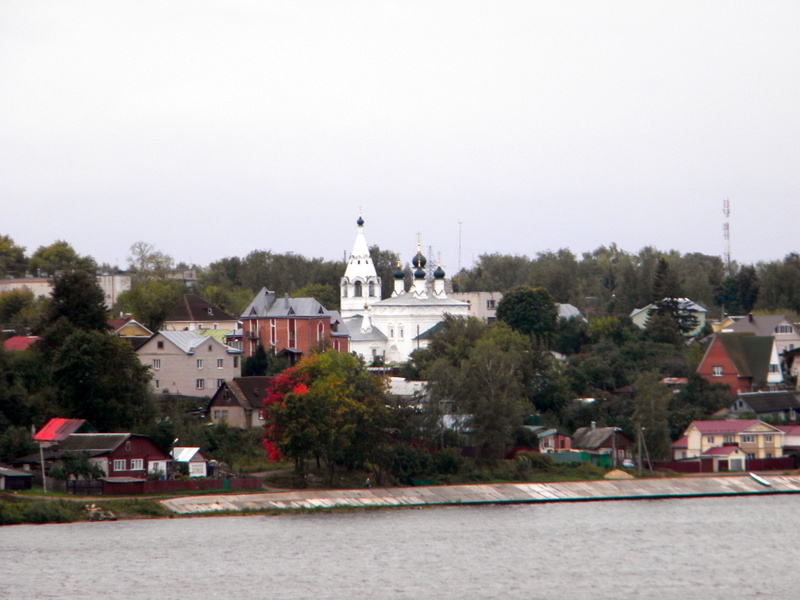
[0,493,170,526]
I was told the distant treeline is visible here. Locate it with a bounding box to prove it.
[3,234,800,320]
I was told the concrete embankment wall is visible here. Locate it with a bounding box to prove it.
[160,474,800,515]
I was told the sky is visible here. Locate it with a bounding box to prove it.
[1,1,798,275]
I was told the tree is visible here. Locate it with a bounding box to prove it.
[51,330,154,431]
[650,257,682,303]
[127,241,174,282]
[0,288,43,332]
[292,283,339,310]
[28,241,95,275]
[369,245,401,299]
[113,279,185,332]
[263,350,387,484]
[242,343,287,377]
[631,371,672,460]
[458,327,529,458]
[496,285,558,345]
[42,270,108,334]
[0,235,27,278]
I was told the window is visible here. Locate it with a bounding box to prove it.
[487,299,496,309]
[712,366,723,377]
[389,327,394,339]
[217,358,224,369]
[724,436,734,444]
[259,410,266,421]
[354,281,362,297]
[288,319,296,348]
[196,379,205,390]
[399,327,404,340]
[776,324,793,334]
[130,459,144,470]
[221,410,228,420]
[208,344,212,352]
[746,453,755,460]
[770,364,780,373]
[217,379,225,388]
[765,435,773,443]
[214,410,220,419]
[157,341,164,349]
[270,320,277,346]
[368,282,375,297]
[742,435,755,443]
[234,356,239,368]
[317,322,325,342]
[153,359,161,370]
[113,459,126,471]
[197,359,203,369]
[706,436,715,443]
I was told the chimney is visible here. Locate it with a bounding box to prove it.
[748,313,754,322]
[591,421,596,430]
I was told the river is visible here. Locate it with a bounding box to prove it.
[1,494,795,599]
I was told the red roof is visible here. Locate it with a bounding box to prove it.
[3,336,41,351]
[775,425,800,436]
[672,436,688,448]
[34,418,87,442]
[690,420,764,434]
[107,316,133,331]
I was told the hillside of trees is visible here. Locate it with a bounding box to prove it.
[2,233,799,473]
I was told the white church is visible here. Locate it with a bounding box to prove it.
[340,215,469,365]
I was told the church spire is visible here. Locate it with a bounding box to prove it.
[340,213,382,318]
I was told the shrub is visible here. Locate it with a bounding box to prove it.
[432,447,464,475]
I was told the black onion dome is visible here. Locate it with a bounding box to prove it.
[414,267,426,279]
[393,265,404,279]
[434,265,445,279]
[412,251,427,269]
[357,216,364,226]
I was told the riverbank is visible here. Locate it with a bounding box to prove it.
[161,472,800,514]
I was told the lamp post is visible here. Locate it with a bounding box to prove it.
[611,427,621,469]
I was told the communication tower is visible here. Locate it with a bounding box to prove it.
[723,198,731,276]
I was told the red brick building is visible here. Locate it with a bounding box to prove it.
[697,333,783,397]
[241,288,349,362]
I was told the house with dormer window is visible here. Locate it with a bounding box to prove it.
[164,294,239,332]
[240,289,349,364]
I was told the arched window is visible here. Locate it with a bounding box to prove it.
[354,281,363,297]
[317,321,325,342]
[368,282,375,297]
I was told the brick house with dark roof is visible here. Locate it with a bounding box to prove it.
[207,377,271,429]
[240,288,349,363]
[697,333,783,397]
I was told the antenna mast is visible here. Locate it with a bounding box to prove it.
[458,220,463,273]
[723,198,731,276]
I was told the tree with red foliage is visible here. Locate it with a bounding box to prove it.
[263,350,388,485]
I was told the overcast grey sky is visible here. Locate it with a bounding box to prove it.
[1,1,798,274]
